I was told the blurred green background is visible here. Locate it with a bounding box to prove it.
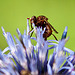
[0,0,75,52]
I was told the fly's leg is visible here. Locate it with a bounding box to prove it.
[52,33,58,41]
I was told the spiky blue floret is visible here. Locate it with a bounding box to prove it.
[61,26,68,40]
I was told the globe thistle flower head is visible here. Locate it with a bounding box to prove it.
[0,18,75,75]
